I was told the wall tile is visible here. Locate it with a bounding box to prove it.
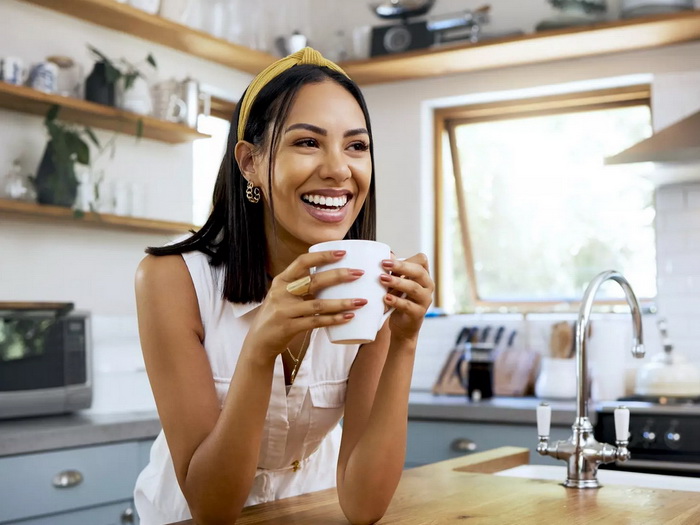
[655,186,685,211]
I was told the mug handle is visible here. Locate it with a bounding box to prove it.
[378,291,407,329]
[379,256,407,329]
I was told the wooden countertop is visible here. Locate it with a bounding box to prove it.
[170,447,700,524]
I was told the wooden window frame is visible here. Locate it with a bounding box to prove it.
[434,85,652,312]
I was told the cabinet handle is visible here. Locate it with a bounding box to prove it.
[451,438,477,452]
[52,469,83,488]
[121,506,135,523]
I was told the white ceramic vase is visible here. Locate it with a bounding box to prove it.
[118,76,153,116]
[535,357,578,400]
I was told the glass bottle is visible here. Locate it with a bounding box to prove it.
[2,159,36,202]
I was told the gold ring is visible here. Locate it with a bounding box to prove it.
[286,276,311,296]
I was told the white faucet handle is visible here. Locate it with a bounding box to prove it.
[614,406,630,443]
[537,403,551,438]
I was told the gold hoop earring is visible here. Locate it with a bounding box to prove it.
[246,181,261,204]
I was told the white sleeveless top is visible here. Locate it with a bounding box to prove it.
[134,250,360,525]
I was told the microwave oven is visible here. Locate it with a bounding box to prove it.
[0,302,92,419]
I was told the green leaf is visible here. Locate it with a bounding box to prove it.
[66,132,90,165]
[104,62,121,84]
[136,119,144,139]
[46,121,61,141]
[146,53,157,68]
[45,104,60,124]
[124,72,137,92]
[84,127,101,148]
[73,209,85,219]
[88,45,110,64]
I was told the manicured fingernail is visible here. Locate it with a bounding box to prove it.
[343,312,355,319]
[380,274,392,282]
[385,294,395,303]
[353,298,368,306]
[333,250,346,257]
[382,259,395,268]
[349,269,365,277]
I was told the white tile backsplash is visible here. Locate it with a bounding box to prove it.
[655,187,685,211]
[412,312,660,401]
[87,315,155,413]
[655,182,700,364]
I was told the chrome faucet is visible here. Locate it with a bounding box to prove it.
[535,270,645,488]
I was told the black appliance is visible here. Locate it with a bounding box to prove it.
[0,302,92,419]
[370,6,491,57]
[595,399,700,476]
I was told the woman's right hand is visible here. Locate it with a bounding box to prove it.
[243,249,366,361]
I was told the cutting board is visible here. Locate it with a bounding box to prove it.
[493,331,540,396]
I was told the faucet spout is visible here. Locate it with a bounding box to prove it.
[536,270,646,489]
[575,270,645,421]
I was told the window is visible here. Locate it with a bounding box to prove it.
[193,114,230,225]
[436,85,655,312]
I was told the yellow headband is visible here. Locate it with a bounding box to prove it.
[237,47,349,142]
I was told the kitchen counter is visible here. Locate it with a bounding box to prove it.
[408,391,577,425]
[0,393,576,457]
[169,447,700,524]
[0,410,160,457]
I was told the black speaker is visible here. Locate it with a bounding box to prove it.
[370,20,433,57]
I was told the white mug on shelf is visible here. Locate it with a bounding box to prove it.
[309,239,395,345]
[152,81,187,122]
[0,56,26,85]
[351,26,372,60]
[27,62,58,93]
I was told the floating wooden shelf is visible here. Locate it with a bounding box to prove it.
[0,83,208,143]
[341,10,700,85]
[19,0,700,85]
[0,198,197,234]
[20,0,277,74]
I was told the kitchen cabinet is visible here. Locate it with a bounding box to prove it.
[0,438,154,524]
[0,198,197,235]
[18,0,700,85]
[406,419,570,468]
[13,500,135,525]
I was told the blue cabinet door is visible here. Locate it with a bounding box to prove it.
[6,500,135,525]
[406,420,571,468]
[0,442,140,523]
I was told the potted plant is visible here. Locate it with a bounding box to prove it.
[34,105,100,208]
[85,45,157,111]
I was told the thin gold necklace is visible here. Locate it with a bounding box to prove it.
[286,330,310,385]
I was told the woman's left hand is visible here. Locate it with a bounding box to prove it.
[379,253,434,343]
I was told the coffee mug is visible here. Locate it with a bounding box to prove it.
[27,62,58,93]
[1,56,26,85]
[152,81,187,122]
[309,239,395,345]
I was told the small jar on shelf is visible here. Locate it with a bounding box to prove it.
[1,159,36,203]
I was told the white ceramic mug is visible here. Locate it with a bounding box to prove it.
[0,56,26,85]
[309,239,394,345]
[27,61,59,93]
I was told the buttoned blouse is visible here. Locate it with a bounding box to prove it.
[134,250,360,525]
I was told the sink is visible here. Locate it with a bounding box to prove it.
[495,464,700,492]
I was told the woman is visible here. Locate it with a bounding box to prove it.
[133,48,433,525]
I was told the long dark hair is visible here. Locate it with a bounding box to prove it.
[146,65,377,303]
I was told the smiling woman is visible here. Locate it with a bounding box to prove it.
[131,48,434,525]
